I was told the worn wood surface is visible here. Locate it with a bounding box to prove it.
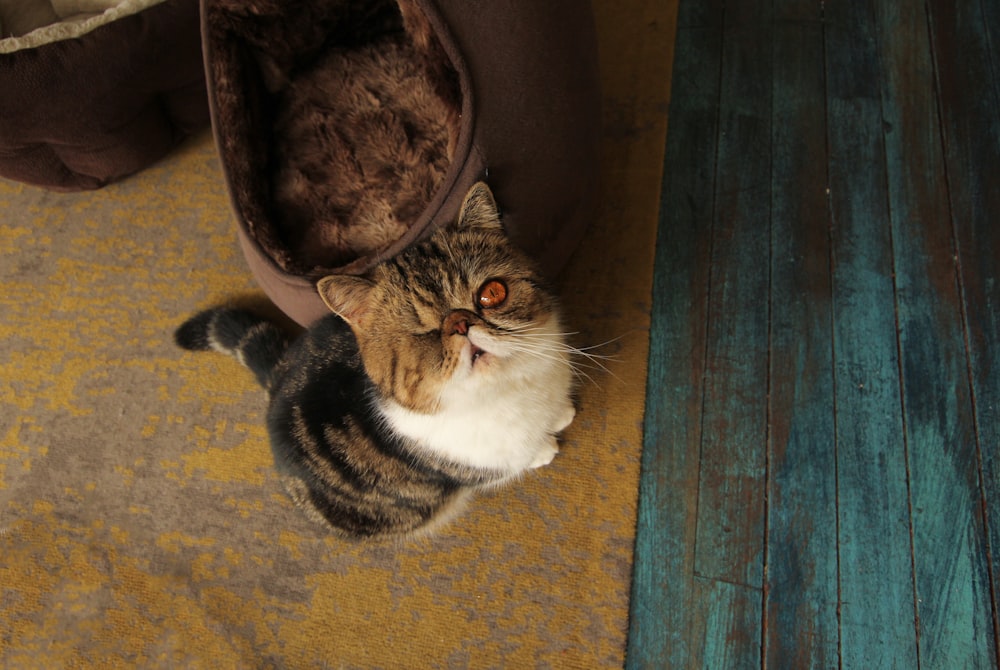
[625,0,719,664]
[628,0,1000,666]
[766,3,839,667]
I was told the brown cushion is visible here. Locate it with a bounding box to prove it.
[0,0,209,191]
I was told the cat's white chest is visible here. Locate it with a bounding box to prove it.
[378,365,573,476]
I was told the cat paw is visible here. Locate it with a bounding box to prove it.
[552,404,576,433]
[529,441,559,469]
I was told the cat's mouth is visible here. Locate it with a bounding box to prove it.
[467,329,493,367]
[466,327,503,367]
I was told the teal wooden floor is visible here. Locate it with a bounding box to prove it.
[627,0,1000,666]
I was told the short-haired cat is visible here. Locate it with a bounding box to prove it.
[175,182,576,539]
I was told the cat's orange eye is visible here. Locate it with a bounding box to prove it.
[478,279,508,309]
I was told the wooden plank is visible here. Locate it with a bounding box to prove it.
[926,0,1000,661]
[625,0,722,666]
[694,0,772,587]
[875,0,998,665]
[824,1,920,665]
[764,6,839,667]
[694,577,761,668]
[691,0,772,664]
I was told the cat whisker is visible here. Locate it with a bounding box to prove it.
[501,324,582,338]
[567,353,621,386]
[517,338,620,361]
[573,336,627,353]
[500,340,620,387]
[510,332,623,366]
[514,348,601,387]
[504,325,626,352]
[517,346,617,379]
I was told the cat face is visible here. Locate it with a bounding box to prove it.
[318,182,565,413]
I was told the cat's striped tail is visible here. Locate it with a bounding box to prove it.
[174,308,289,392]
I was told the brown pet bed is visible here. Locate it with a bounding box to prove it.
[203,0,602,326]
[0,0,208,190]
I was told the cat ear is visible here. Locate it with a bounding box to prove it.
[317,275,375,326]
[457,181,503,231]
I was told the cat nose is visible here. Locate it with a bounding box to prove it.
[443,309,478,337]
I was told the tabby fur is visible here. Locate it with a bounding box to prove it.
[175,183,575,539]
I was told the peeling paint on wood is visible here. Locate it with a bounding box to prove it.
[628,0,1000,666]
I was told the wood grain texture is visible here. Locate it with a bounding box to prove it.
[692,0,771,592]
[926,0,1000,661]
[826,1,918,664]
[629,0,1000,665]
[625,0,718,666]
[689,0,773,665]
[876,0,996,665]
[765,6,839,668]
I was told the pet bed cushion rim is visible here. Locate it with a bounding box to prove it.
[0,0,209,191]
[0,0,166,54]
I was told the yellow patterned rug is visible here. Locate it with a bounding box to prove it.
[0,2,675,666]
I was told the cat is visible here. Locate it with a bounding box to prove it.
[175,182,577,539]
